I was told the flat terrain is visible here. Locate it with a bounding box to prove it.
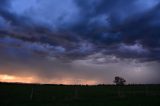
[0,82,160,106]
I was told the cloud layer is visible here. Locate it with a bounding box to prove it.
[0,0,160,84]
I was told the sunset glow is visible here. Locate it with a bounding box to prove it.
[0,74,35,83]
[0,74,98,85]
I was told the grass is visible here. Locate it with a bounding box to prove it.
[0,82,160,106]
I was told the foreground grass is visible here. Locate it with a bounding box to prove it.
[0,82,160,106]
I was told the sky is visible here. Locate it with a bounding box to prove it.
[0,0,160,85]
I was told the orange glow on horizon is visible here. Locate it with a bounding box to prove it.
[48,78,98,85]
[0,74,99,85]
[0,74,35,83]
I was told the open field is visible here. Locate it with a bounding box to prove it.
[0,82,160,106]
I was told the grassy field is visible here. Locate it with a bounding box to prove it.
[0,82,160,106]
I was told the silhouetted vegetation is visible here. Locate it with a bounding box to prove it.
[114,76,126,85]
[0,82,160,106]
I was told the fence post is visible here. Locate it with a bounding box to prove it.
[30,87,34,101]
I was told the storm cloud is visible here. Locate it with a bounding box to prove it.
[0,0,160,84]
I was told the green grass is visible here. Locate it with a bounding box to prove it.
[0,82,160,106]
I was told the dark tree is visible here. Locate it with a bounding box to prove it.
[113,76,126,85]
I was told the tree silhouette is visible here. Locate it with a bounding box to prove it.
[114,76,126,85]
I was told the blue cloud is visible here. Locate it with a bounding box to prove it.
[0,0,160,62]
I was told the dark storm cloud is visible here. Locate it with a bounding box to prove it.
[0,0,160,62]
[0,0,31,28]
[71,0,160,62]
[0,0,10,9]
[1,0,160,84]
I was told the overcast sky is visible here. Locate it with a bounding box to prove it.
[0,0,160,84]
